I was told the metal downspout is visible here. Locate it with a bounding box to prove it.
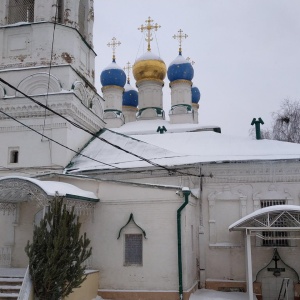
[177,187,191,300]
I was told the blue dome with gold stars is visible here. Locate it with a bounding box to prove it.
[191,86,201,104]
[100,61,126,88]
[122,82,138,107]
[167,54,194,82]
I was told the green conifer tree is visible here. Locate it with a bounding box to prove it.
[25,196,92,300]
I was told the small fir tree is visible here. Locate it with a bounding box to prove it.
[25,197,92,300]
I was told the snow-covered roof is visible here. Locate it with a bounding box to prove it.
[112,119,220,135]
[0,176,98,200]
[65,125,300,173]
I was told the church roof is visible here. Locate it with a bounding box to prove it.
[65,123,300,173]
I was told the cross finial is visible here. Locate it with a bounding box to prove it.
[107,37,121,62]
[186,57,195,65]
[138,17,161,52]
[124,62,132,84]
[173,29,188,55]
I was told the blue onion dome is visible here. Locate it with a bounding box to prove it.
[100,61,126,88]
[167,54,194,82]
[122,82,138,107]
[191,86,201,104]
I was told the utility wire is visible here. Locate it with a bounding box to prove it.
[42,0,59,138]
[0,109,126,171]
[0,77,205,178]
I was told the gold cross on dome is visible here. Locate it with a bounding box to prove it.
[187,57,195,65]
[173,29,188,55]
[138,17,161,52]
[107,37,121,62]
[123,61,132,83]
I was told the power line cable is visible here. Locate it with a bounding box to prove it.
[0,77,205,178]
[0,109,127,171]
[43,0,59,136]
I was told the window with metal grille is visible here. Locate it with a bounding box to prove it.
[8,0,35,24]
[124,234,142,266]
[260,200,289,247]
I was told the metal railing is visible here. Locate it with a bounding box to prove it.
[17,266,33,300]
[0,246,12,267]
[277,277,290,300]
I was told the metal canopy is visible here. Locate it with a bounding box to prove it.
[0,177,98,215]
[229,205,300,238]
[229,205,300,300]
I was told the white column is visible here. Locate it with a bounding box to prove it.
[245,232,253,300]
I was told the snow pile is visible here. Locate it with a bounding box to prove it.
[190,289,257,300]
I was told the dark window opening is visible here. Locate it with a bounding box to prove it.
[78,0,86,38]
[124,234,142,266]
[55,0,64,24]
[10,150,19,163]
[261,200,289,247]
[8,0,35,24]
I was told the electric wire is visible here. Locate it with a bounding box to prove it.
[0,78,207,178]
[42,0,59,138]
[0,109,126,171]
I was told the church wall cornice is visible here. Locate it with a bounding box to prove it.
[0,94,105,132]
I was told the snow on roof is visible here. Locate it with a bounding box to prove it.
[66,127,300,174]
[169,54,189,66]
[66,129,183,173]
[102,61,123,71]
[0,176,98,200]
[135,51,163,62]
[229,204,300,230]
[133,131,300,158]
[112,119,219,135]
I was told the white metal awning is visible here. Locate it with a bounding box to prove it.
[0,176,99,215]
[229,205,300,300]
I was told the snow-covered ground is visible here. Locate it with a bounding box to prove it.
[93,289,258,300]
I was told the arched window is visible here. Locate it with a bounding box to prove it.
[8,0,35,24]
[78,0,87,38]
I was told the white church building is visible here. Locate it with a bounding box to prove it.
[1,1,300,300]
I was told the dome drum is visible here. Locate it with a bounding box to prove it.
[169,79,193,88]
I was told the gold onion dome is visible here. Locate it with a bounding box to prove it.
[133,51,166,84]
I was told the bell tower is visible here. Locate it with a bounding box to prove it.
[0,0,105,176]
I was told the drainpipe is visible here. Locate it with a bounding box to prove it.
[177,187,191,300]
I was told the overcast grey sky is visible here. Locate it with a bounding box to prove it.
[93,0,300,137]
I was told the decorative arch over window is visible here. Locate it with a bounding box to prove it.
[16,73,62,97]
[89,95,104,118]
[71,81,88,105]
[117,213,147,239]
[8,0,35,24]
[208,186,247,246]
